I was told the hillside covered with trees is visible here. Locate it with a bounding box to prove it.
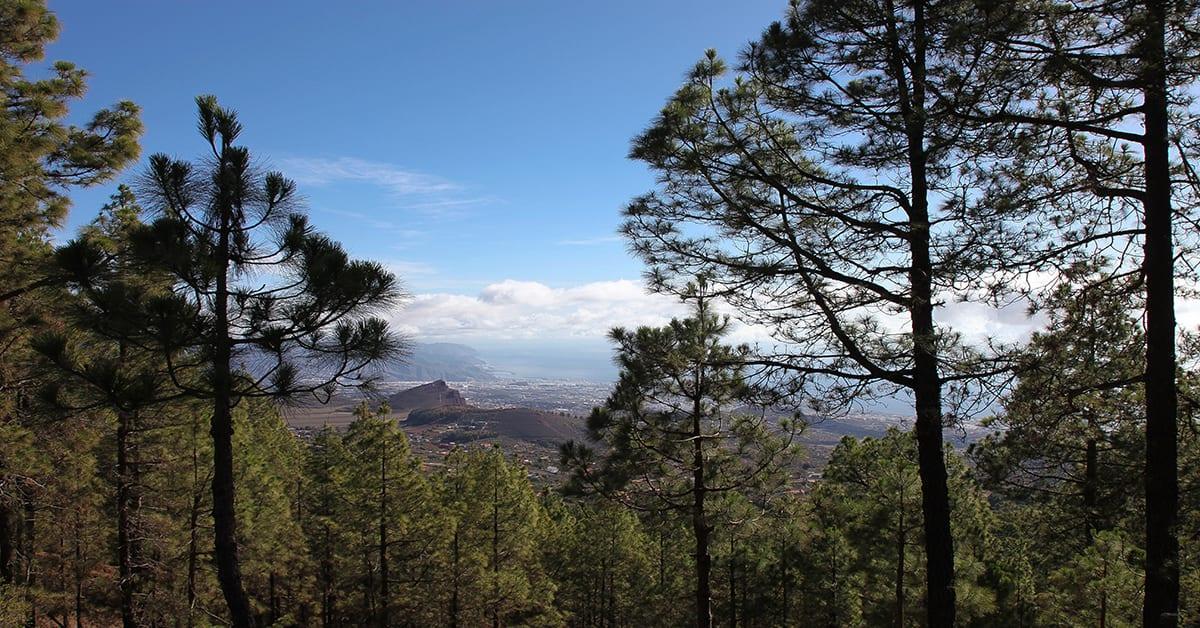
[0,0,1198,626]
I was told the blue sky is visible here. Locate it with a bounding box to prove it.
[45,1,1057,383]
[45,1,795,376]
[51,1,783,287]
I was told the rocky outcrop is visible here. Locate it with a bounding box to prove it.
[387,380,468,411]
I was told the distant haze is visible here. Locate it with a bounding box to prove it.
[398,340,926,416]
[472,340,618,381]
[382,340,618,383]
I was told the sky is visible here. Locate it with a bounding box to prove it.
[44,1,1054,380]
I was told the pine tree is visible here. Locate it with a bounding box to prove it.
[342,401,439,626]
[58,96,404,626]
[28,413,105,626]
[302,426,353,627]
[622,3,1031,623]
[958,2,1200,620]
[971,276,1200,624]
[436,448,558,628]
[972,276,1145,557]
[231,397,313,624]
[0,1,141,605]
[562,284,797,628]
[542,497,655,627]
[32,185,175,628]
[0,0,142,307]
[810,430,999,625]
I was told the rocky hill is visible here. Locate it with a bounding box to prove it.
[387,379,467,411]
[286,379,468,428]
[286,381,585,451]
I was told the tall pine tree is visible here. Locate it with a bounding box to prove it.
[562,283,796,628]
[62,97,404,626]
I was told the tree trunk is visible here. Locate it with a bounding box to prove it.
[779,538,790,625]
[897,1,956,623]
[186,415,203,628]
[491,478,500,628]
[911,221,956,628]
[73,507,83,628]
[1084,433,1098,544]
[23,492,36,628]
[1140,2,1179,625]
[379,441,389,628]
[692,386,712,628]
[211,212,254,627]
[268,572,278,625]
[450,526,460,628]
[320,526,332,628]
[895,500,905,628]
[727,534,735,628]
[116,409,139,628]
[739,554,746,627]
[1100,553,1109,628]
[659,523,666,590]
[362,550,372,619]
[0,500,12,584]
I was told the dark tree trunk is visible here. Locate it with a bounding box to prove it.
[1084,433,1099,544]
[911,216,956,628]
[692,390,712,628]
[361,550,372,620]
[779,538,790,625]
[739,554,746,627]
[186,415,203,628]
[450,526,460,628]
[1141,2,1180,626]
[895,500,905,628]
[211,214,254,627]
[268,572,278,625]
[23,492,36,628]
[116,409,139,628]
[727,534,735,628]
[73,507,83,628]
[659,523,666,590]
[491,479,500,628]
[321,526,333,628]
[895,1,956,623]
[607,556,617,627]
[0,500,12,584]
[1100,555,1109,628]
[379,445,388,628]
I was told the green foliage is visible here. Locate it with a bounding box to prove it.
[233,398,313,623]
[342,402,440,623]
[971,277,1147,557]
[1040,530,1144,627]
[6,2,1200,626]
[302,424,354,625]
[436,447,560,627]
[543,497,656,627]
[562,285,797,627]
[0,0,141,296]
[809,429,997,626]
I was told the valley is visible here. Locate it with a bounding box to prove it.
[285,378,988,486]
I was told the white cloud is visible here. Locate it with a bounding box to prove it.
[279,156,491,214]
[392,279,685,341]
[1176,296,1200,331]
[389,278,1053,348]
[938,300,1045,345]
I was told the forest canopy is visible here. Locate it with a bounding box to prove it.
[0,0,1196,627]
